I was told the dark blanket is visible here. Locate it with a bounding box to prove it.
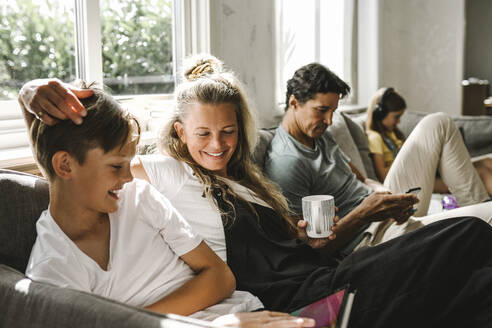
[220,194,492,328]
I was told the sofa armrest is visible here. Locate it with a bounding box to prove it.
[0,265,215,328]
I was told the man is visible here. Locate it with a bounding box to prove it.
[264,63,492,256]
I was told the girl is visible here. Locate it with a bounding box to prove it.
[366,87,492,196]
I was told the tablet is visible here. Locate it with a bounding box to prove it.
[290,285,355,328]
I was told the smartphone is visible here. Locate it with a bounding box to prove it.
[406,187,421,195]
[406,187,421,214]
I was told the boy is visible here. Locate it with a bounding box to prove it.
[22,84,262,319]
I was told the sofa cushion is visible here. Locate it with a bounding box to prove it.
[326,111,367,178]
[0,264,210,328]
[252,128,277,169]
[0,169,49,273]
[340,113,377,180]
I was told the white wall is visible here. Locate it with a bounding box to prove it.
[209,0,280,128]
[376,0,465,115]
[207,0,467,120]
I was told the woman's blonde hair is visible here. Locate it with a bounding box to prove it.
[365,87,406,141]
[158,54,295,232]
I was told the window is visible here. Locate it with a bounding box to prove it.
[0,0,77,170]
[100,0,174,95]
[275,0,356,106]
[0,0,186,170]
[0,0,77,100]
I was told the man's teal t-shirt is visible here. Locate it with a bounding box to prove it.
[265,125,371,219]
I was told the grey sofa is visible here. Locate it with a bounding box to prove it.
[2,110,491,327]
[0,169,214,328]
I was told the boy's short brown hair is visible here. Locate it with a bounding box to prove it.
[30,84,140,180]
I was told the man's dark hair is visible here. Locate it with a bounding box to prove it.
[30,85,140,180]
[285,63,350,111]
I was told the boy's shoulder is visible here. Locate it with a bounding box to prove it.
[116,178,165,214]
[26,210,88,287]
[116,179,179,229]
[119,178,164,204]
[31,209,72,255]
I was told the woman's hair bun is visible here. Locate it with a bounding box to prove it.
[183,54,224,81]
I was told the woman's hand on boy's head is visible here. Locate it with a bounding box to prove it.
[212,311,316,327]
[19,79,92,126]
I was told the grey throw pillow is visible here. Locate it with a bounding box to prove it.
[327,111,368,177]
[341,113,377,180]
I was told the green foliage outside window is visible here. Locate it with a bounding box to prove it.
[0,0,173,100]
[100,0,174,95]
[0,1,76,100]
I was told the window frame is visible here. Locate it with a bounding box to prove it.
[74,0,103,84]
[275,0,357,109]
[0,0,211,170]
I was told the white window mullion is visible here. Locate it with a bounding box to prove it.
[314,0,320,63]
[172,0,185,85]
[173,0,210,85]
[276,0,357,107]
[74,0,103,84]
[343,0,357,105]
[190,0,210,55]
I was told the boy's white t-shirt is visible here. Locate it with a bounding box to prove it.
[26,179,262,320]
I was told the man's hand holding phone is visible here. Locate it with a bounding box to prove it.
[405,187,421,215]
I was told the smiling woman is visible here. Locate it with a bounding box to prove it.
[152,54,293,229]
[173,102,238,177]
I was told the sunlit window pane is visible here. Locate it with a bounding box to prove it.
[0,0,76,100]
[320,0,344,77]
[100,0,174,96]
[277,0,346,104]
[278,1,317,85]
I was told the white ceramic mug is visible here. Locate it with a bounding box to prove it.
[302,195,335,238]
